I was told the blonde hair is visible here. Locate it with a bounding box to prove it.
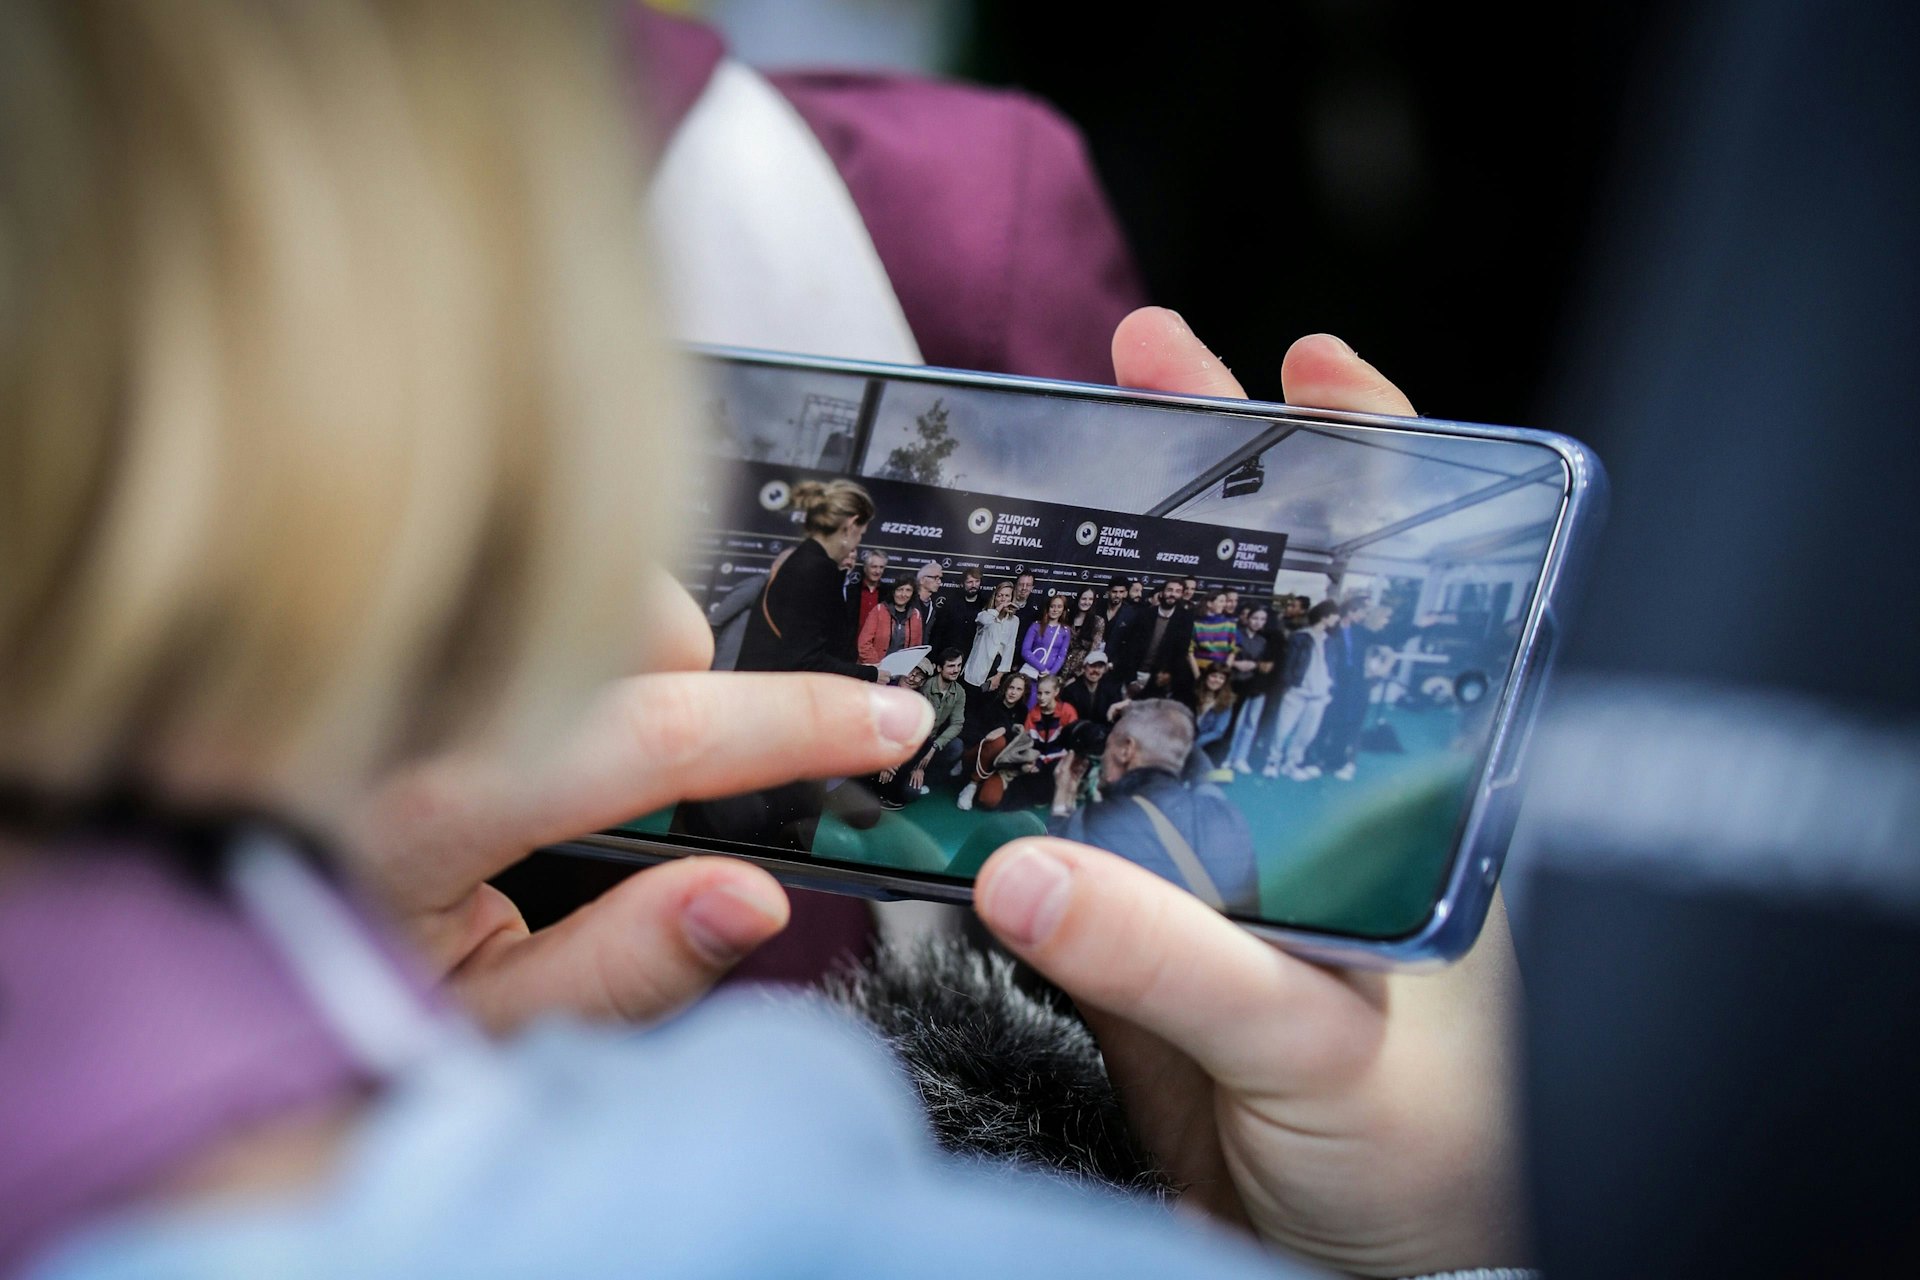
[790,479,874,536]
[0,0,690,819]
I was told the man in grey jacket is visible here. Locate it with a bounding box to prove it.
[1046,700,1258,913]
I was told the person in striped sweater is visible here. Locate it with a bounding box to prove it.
[1191,589,1242,677]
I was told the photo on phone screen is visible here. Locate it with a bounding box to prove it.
[616,352,1583,946]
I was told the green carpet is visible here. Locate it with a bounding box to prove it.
[620,704,1478,940]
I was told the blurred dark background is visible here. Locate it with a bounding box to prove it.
[965,2,1657,431]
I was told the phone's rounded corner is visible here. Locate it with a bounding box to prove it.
[1547,438,1610,558]
[1382,826,1511,968]
[1408,884,1500,966]
[1243,924,1454,973]
[1240,874,1494,972]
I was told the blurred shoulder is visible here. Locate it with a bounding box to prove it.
[33,996,1285,1280]
[766,69,1146,380]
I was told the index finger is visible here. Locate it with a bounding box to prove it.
[362,672,930,914]
[642,568,718,674]
[976,837,1385,1095]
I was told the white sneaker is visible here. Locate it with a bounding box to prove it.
[1260,763,1280,779]
[956,782,976,811]
[1296,765,1322,780]
[1281,765,1309,781]
[1232,760,1252,774]
[1334,763,1356,781]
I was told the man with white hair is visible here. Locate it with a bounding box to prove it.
[911,559,946,640]
[1046,701,1258,913]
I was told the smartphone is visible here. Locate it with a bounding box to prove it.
[550,346,1605,967]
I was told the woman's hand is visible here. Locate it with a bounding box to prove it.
[351,580,932,1031]
[974,308,1527,1278]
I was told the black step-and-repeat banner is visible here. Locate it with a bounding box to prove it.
[685,461,1287,608]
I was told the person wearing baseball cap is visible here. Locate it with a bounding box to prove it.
[1062,647,1128,725]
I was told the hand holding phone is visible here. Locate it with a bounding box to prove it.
[603,309,1598,964]
[349,593,928,1030]
[358,308,1530,1277]
[970,310,1528,1278]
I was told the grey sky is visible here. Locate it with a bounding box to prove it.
[862,381,1258,511]
[707,359,1565,567]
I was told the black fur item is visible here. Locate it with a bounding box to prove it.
[823,937,1172,1199]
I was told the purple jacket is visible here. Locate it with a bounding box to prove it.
[629,10,1147,383]
[0,849,418,1274]
[1022,621,1072,676]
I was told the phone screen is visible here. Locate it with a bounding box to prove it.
[623,352,1575,943]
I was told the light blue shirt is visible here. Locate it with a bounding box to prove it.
[28,994,1304,1279]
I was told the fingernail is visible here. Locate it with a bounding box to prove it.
[870,686,933,747]
[981,846,1072,947]
[682,883,785,965]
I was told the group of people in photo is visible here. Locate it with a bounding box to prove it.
[844,554,1399,799]
[936,571,1390,790]
[696,478,1420,908]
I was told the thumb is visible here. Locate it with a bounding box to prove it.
[450,856,789,1030]
[975,837,1383,1094]
[1280,332,1417,416]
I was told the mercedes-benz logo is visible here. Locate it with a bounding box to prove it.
[967,507,993,534]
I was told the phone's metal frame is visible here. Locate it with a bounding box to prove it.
[549,345,1607,968]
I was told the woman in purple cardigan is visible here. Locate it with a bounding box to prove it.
[1021,593,1073,684]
